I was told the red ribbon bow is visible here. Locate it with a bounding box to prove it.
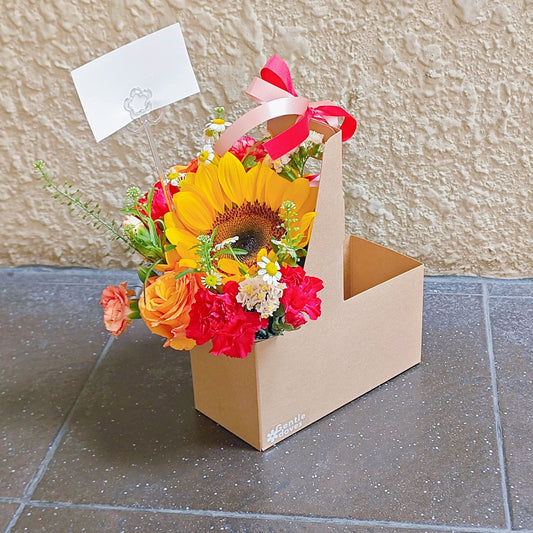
[214,56,357,160]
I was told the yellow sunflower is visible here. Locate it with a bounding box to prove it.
[162,152,318,278]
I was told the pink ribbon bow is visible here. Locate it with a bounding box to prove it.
[214,55,357,160]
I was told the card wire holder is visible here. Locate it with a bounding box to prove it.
[123,87,173,212]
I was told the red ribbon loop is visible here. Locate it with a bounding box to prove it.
[214,55,356,160]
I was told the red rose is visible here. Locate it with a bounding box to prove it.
[280,265,323,328]
[186,282,267,358]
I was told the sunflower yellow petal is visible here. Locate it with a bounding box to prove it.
[193,165,228,214]
[296,211,316,247]
[218,152,246,206]
[244,164,261,201]
[164,211,178,229]
[265,171,290,210]
[165,227,198,248]
[241,166,256,203]
[173,191,215,233]
[299,185,319,216]
[217,257,243,275]
[284,178,311,213]
[179,258,199,269]
[174,240,199,260]
[252,162,275,204]
[256,247,268,264]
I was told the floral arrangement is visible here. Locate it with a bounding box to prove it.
[35,108,326,359]
[36,55,356,359]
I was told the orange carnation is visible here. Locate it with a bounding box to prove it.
[139,270,201,351]
[100,282,136,337]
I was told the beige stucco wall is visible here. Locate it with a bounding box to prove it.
[1,0,531,276]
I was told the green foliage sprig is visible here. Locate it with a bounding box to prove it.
[33,160,136,253]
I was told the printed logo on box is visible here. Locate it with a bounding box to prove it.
[266,413,306,444]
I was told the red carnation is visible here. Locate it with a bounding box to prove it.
[280,265,323,328]
[229,136,268,163]
[138,181,178,221]
[186,282,267,358]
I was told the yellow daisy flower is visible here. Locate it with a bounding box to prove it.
[163,152,318,277]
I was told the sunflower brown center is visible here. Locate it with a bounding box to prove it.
[211,201,284,266]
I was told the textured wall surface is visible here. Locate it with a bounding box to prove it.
[1,0,531,275]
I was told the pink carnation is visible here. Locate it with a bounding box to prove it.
[100,282,135,337]
[229,136,268,163]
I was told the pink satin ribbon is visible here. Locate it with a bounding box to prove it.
[214,55,357,160]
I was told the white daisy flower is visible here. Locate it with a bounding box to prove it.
[197,144,215,166]
[202,272,222,289]
[257,255,282,285]
[213,236,239,252]
[204,107,232,141]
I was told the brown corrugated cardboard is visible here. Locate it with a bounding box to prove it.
[190,131,424,450]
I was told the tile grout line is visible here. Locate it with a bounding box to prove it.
[482,281,513,531]
[21,499,524,533]
[3,334,117,533]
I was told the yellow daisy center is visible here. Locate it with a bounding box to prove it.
[265,261,279,276]
[213,118,225,125]
[212,201,284,266]
[198,150,211,163]
[203,274,219,288]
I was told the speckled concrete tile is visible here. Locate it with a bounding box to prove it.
[423,277,482,295]
[487,279,533,297]
[489,296,533,529]
[0,503,18,531]
[0,278,113,497]
[0,266,139,287]
[32,293,504,528]
[10,506,453,533]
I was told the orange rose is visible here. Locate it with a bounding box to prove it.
[100,282,136,337]
[139,270,201,351]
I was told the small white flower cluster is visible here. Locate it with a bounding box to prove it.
[305,130,324,146]
[273,152,294,173]
[237,277,286,318]
[265,131,324,174]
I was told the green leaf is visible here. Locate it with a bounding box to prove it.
[174,268,200,280]
[242,155,257,169]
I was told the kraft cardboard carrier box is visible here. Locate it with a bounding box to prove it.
[190,126,424,451]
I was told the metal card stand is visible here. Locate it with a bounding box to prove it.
[123,87,174,213]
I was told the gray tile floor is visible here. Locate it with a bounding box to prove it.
[0,267,531,532]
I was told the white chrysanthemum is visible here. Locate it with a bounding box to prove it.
[236,277,286,318]
[257,255,282,285]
